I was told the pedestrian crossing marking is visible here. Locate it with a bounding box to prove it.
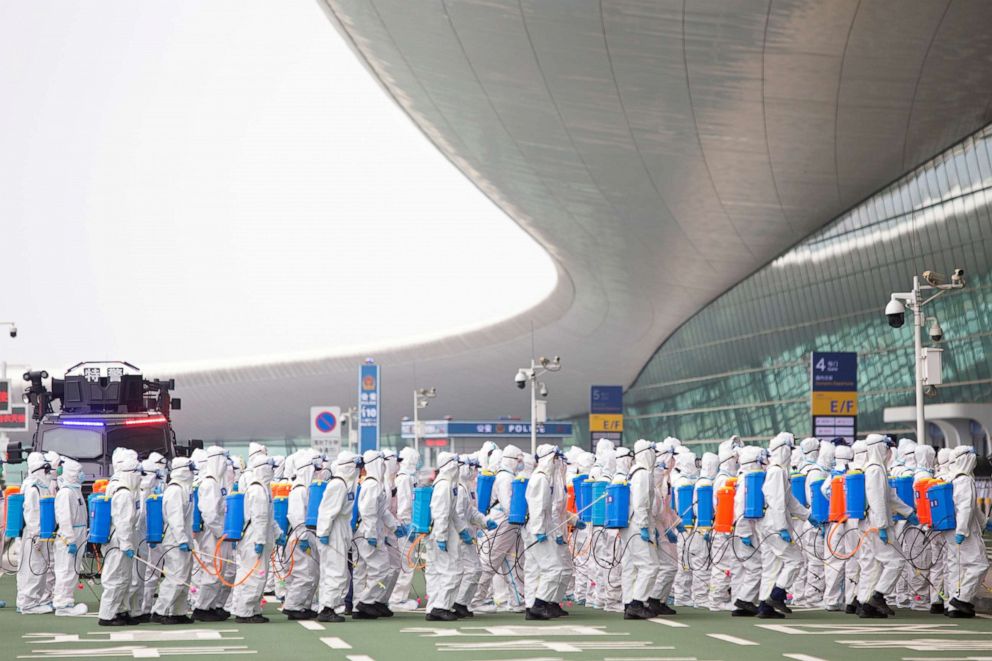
[706,634,758,646]
[756,623,983,636]
[648,617,689,628]
[783,654,828,661]
[320,637,352,649]
[297,621,324,631]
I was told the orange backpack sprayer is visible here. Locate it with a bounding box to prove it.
[713,477,736,534]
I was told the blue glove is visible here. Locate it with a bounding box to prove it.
[703,531,711,543]
[955,533,966,544]
[665,530,678,544]
[438,540,447,552]
[408,530,418,542]
[179,543,191,553]
[535,533,548,543]
[574,520,586,530]
[778,529,791,543]
[124,549,135,559]
[741,536,753,548]
[254,543,264,555]
[459,529,473,544]
[986,521,992,533]
[299,539,310,553]
[808,515,818,526]
[395,524,408,539]
[367,537,377,548]
[640,527,651,543]
[676,524,686,533]
[556,535,565,545]
[879,528,889,544]
[907,513,919,526]
[67,543,78,555]
[318,535,329,545]
[276,533,287,547]
[486,520,498,531]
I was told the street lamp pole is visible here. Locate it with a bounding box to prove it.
[515,356,561,455]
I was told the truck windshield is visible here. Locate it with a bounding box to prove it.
[40,427,103,459]
[107,426,169,459]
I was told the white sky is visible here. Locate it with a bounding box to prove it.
[0,1,557,374]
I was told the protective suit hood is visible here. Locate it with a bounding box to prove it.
[897,438,917,468]
[816,443,835,471]
[865,433,890,466]
[614,446,634,476]
[519,453,536,478]
[951,445,977,476]
[914,445,936,472]
[436,451,460,481]
[58,458,84,488]
[112,448,138,474]
[769,433,795,467]
[834,445,853,472]
[674,451,698,479]
[292,449,318,488]
[576,451,596,474]
[383,449,399,480]
[204,446,228,482]
[399,446,420,475]
[248,452,274,486]
[116,455,143,491]
[534,444,558,475]
[501,445,523,472]
[717,445,738,475]
[738,446,764,472]
[477,441,499,472]
[248,442,268,461]
[633,439,655,472]
[851,441,868,470]
[26,451,53,485]
[595,438,615,460]
[333,451,361,488]
[170,457,195,487]
[799,437,819,462]
[362,450,385,483]
[700,452,719,480]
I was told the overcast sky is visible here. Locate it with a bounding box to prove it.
[0,1,556,375]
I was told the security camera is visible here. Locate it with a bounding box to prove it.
[923,270,946,286]
[539,383,549,398]
[952,268,965,286]
[8,326,15,338]
[929,320,944,343]
[515,370,528,389]
[885,298,905,328]
[429,387,437,396]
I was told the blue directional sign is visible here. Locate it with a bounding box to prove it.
[358,362,380,453]
[590,385,623,414]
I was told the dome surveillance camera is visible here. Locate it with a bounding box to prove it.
[539,383,549,398]
[929,320,944,342]
[885,298,905,328]
[8,326,15,338]
[515,370,528,389]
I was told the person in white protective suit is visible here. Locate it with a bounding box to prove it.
[591,447,621,612]
[315,451,361,623]
[570,451,597,605]
[52,459,88,616]
[944,446,990,617]
[17,452,55,614]
[687,452,719,609]
[132,453,166,622]
[709,444,739,612]
[98,453,142,625]
[791,437,821,605]
[390,446,420,611]
[191,447,232,622]
[238,442,268,493]
[758,433,810,618]
[799,442,834,608]
[890,439,918,609]
[230,452,275,623]
[424,452,466,621]
[912,445,944,613]
[847,439,870,614]
[353,450,402,619]
[453,455,497,617]
[671,450,698,606]
[620,439,660,619]
[729,446,764,617]
[150,457,196,624]
[648,438,679,615]
[522,444,568,620]
[821,444,852,612]
[281,448,320,620]
[550,448,575,609]
[473,444,526,613]
[857,434,914,618]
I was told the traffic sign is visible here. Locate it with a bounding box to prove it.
[310,406,341,458]
[358,362,380,453]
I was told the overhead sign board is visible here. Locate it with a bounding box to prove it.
[0,380,9,414]
[590,385,623,444]
[358,363,380,453]
[310,406,341,458]
[400,420,574,439]
[0,405,29,431]
[811,352,857,443]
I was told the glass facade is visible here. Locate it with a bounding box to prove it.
[617,124,992,454]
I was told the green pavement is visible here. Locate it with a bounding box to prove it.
[0,575,990,660]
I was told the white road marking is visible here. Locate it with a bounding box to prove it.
[436,640,671,652]
[706,634,758,646]
[345,656,375,661]
[840,639,992,651]
[401,625,616,637]
[783,654,828,661]
[297,621,324,631]
[133,651,161,659]
[320,637,353,650]
[17,646,256,658]
[24,631,243,645]
[757,623,981,635]
[648,618,689,628]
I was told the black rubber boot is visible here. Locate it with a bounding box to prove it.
[868,591,892,616]
[732,599,758,617]
[547,602,569,617]
[950,598,975,614]
[235,614,270,623]
[352,602,380,619]
[845,599,859,614]
[757,601,784,619]
[452,603,474,618]
[929,601,945,615]
[767,587,792,614]
[426,608,458,621]
[647,597,675,616]
[372,602,394,618]
[858,601,887,619]
[212,608,231,621]
[193,608,223,622]
[623,600,655,620]
[525,600,552,620]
